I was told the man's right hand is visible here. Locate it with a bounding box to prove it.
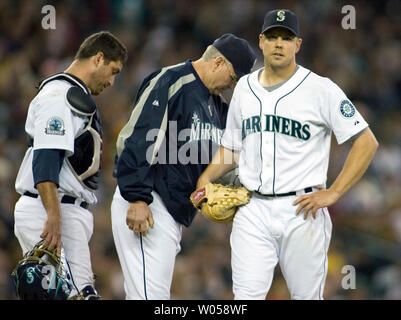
[126,201,154,236]
[40,212,62,257]
[36,181,63,257]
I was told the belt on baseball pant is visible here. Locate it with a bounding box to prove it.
[255,187,314,198]
[23,191,89,209]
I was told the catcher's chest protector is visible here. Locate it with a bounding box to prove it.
[36,73,103,191]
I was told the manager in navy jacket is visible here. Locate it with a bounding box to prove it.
[111,34,256,300]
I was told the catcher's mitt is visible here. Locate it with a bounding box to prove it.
[190,183,250,223]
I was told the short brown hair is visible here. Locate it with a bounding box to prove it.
[75,31,127,64]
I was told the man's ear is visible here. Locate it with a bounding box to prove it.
[93,52,104,67]
[259,33,265,50]
[214,56,225,71]
[295,38,302,54]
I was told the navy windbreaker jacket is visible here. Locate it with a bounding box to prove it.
[115,60,228,227]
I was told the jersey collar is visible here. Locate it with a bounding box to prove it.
[37,72,91,95]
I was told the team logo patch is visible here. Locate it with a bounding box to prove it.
[339,100,355,118]
[45,117,65,135]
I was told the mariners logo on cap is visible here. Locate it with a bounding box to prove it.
[277,10,286,21]
[45,117,65,135]
[339,100,355,118]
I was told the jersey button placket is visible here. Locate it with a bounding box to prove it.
[260,131,273,192]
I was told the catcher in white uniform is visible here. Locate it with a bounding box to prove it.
[13,31,126,299]
[196,9,378,299]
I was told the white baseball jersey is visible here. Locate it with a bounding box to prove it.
[15,79,97,204]
[221,65,368,194]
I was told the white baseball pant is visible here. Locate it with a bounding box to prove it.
[14,195,95,296]
[231,191,332,300]
[111,187,182,300]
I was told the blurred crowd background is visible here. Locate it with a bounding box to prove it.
[0,0,400,300]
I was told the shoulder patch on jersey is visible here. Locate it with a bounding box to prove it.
[45,116,65,135]
[339,99,356,119]
[66,87,96,116]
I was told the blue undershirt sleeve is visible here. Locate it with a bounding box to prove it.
[33,149,65,188]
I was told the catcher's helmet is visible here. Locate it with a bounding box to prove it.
[11,240,74,300]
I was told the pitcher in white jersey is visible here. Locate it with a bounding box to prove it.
[13,31,127,299]
[195,9,378,299]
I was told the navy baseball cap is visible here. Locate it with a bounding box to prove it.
[213,34,256,78]
[261,9,300,37]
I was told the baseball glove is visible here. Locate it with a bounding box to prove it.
[190,183,250,223]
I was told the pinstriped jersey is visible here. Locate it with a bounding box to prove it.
[115,60,227,227]
[221,65,368,195]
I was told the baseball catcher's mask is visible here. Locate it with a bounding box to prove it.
[11,240,74,300]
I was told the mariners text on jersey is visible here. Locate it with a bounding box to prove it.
[242,114,310,140]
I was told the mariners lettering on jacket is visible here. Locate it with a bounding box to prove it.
[189,112,222,144]
[45,117,65,135]
[242,114,311,140]
[147,113,223,165]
